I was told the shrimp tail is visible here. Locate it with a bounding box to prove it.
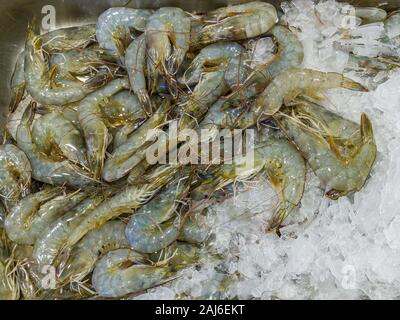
[268,207,288,233]
[360,113,374,143]
[341,77,369,92]
[83,70,112,91]
[8,84,26,113]
[21,101,36,125]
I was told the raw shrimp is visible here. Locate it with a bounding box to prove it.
[16,104,96,188]
[6,95,38,141]
[78,78,129,179]
[196,99,233,132]
[250,25,304,89]
[62,165,178,251]
[12,244,54,299]
[5,188,86,245]
[125,176,190,253]
[140,71,230,169]
[99,90,145,127]
[192,128,306,230]
[178,211,210,244]
[179,71,229,131]
[166,9,192,74]
[148,44,247,168]
[112,122,143,151]
[102,99,171,182]
[57,221,128,285]
[0,144,32,208]
[253,68,367,122]
[39,24,96,52]
[92,248,169,297]
[146,7,191,85]
[355,7,387,23]
[9,51,26,113]
[344,53,399,81]
[149,242,200,270]
[0,232,19,300]
[125,34,152,114]
[290,96,361,158]
[24,28,100,106]
[258,129,306,231]
[127,159,151,185]
[279,111,377,200]
[178,42,247,130]
[181,42,245,86]
[191,1,278,49]
[96,7,153,57]
[32,111,88,167]
[49,48,116,76]
[33,196,104,267]
[34,103,80,127]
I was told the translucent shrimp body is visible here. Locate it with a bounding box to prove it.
[280,110,377,200]
[16,105,95,188]
[33,196,104,266]
[32,111,88,167]
[58,221,128,285]
[191,1,278,49]
[78,78,129,179]
[149,242,200,270]
[181,42,245,86]
[254,68,367,121]
[92,248,169,297]
[96,7,153,57]
[99,90,145,127]
[180,71,230,131]
[291,97,361,158]
[125,34,152,114]
[112,122,143,151]
[63,165,178,251]
[24,29,97,106]
[49,48,116,76]
[144,71,231,169]
[7,95,40,141]
[178,212,210,244]
[355,7,387,23]
[139,43,247,168]
[102,99,170,182]
[39,25,96,52]
[146,7,191,81]
[244,25,304,96]
[192,128,306,230]
[125,177,190,253]
[5,188,86,245]
[0,144,31,208]
[179,42,247,131]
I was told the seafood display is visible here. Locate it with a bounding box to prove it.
[3,0,399,299]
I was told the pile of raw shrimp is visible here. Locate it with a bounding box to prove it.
[1,0,399,299]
